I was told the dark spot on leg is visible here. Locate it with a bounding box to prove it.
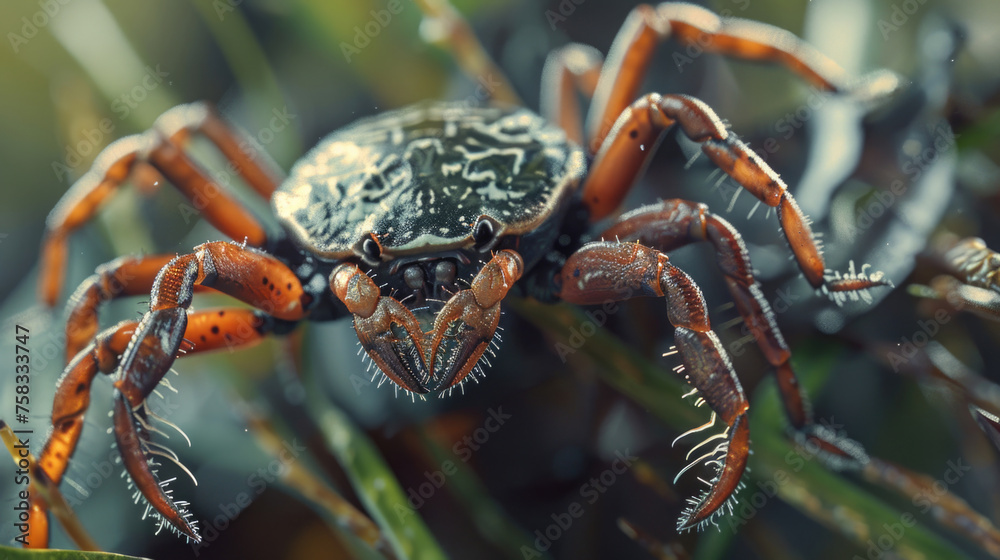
[287,283,292,290]
[262,276,269,286]
[629,129,638,139]
[76,383,86,394]
[276,290,282,296]
[224,333,233,342]
[573,268,580,277]
[211,325,220,334]
[269,283,275,291]
[219,310,225,316]
[200,335,207,342]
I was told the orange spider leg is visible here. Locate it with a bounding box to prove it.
[27,322,134,549]
[557,240,748,530]
[63,254,214,362]
[107,242,306,538]
[414,0,522,105]
[541,44,605,145]
[158,103,284,200]
[39,102,283,307]
[602,200,868,466]
[585,3,899,151]
[28,308,281,547]
[583,92,891,296]
[36,241,308,546]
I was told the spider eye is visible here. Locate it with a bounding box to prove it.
[472,217,496,249]
[359,234,382,262]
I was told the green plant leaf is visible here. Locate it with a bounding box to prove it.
[0,545,150,560]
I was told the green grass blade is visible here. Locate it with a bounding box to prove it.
[0,545,149,560]
[413,427,553,560]
[315,404,448,560]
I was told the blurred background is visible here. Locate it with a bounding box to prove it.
[1,0,1000,558]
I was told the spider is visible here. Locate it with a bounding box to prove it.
[27,1,898,549]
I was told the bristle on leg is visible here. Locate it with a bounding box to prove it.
[113,390,201,542]
[675,413,750,532]
[821,261,893,306]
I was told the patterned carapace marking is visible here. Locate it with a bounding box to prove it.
[273,102,586,258]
